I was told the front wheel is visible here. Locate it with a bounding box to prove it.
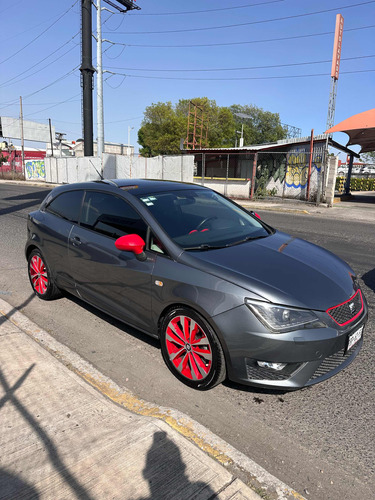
[28,249,61,300]
[160,307,226,390]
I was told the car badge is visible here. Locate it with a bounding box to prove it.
[349,302,355,314]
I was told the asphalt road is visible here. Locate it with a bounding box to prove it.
[0,183,374,500]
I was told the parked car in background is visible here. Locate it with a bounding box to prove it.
[26,179,368,390]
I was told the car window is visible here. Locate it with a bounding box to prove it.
[45,190,83,223]
[80,191,147,240]
[138,189,271,250]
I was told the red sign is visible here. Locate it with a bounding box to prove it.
[331,14,344,80]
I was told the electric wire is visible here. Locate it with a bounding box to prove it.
[104,68,375,82]
[125,0,285,16]
[106,24,375,49]
[25,94,81,118]
[105,54,375,73]
[105,1,375,35]
[0,0,79,66]
[0,67,80,112]
[0,34,80,88]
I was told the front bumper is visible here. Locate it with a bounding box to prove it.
[211,300,368,390]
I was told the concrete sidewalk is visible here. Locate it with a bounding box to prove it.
[0,299,304,500]
[237,190,375,223]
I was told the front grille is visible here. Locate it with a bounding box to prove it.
[327,289,363,326]
[309,343,359,381]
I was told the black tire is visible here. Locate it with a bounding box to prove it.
[28,249,61,300]
[160,307,226,390]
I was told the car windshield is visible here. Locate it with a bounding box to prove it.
[137,189,271,250]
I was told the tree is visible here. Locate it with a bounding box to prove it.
[138,98,286,157]
[361,151,375,164]
[230,104,286,145]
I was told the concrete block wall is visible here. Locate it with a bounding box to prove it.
[43,155,194,184]
[325,156,338,206]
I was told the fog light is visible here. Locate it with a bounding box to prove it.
[257,361,287,371]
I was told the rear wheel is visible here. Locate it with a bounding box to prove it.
[160,307,226,390]
[28,249,61,300]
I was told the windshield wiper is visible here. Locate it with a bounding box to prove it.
[225,234,269,247]
[184,244,227,251]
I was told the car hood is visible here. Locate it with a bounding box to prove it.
[181,231,356,311]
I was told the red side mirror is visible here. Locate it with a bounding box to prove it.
[115,234,146,261]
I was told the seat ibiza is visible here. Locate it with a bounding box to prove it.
[26,179,368,390]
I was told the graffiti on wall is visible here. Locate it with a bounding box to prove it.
[25,160,46,181]
[285,147,323,189]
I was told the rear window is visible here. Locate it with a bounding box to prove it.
[45,190,83,223]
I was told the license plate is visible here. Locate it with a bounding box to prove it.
[347,326,363,352]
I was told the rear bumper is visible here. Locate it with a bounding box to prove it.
[211,301,368,390]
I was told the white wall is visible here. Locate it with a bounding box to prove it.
[43,155,194,184]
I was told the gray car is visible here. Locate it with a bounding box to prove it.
[26,179,368,390]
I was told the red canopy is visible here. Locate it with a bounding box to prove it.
[325,108,375,153]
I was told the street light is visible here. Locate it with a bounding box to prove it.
[128,126,134,156]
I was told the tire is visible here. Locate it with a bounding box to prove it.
[28,249,61,300]
[160,307,226,390]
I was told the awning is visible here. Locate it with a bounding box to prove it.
[325,108,375,153]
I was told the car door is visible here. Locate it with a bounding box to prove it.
[42,189,84,292]
[68,190,155,331]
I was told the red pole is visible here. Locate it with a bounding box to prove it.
[306,129,314,201]
[250,152,258,200]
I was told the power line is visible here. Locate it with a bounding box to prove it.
[26,94,81,118]
[0,0,79,66]
[105,54,375,73]
[105,24,375,48]
[104,68,375,82]
[0,34,80,88]
[105,1,375,35]
[126,0,285,16]
[0,67,79,112]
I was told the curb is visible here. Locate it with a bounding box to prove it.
[240,204,310,215]
[0,297,305,500]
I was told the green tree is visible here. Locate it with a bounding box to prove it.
[361,151,375,164]
[230,104,286,145]
[138,98,286,157]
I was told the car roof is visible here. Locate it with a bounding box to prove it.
[54,179,206,196]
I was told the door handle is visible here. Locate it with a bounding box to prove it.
[71,236,82,246]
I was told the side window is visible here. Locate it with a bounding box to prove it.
[45,190,83,223]
[150,232,167,255]
[81,191,147,240]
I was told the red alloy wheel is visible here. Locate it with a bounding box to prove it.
[29,255,48,295]
[165,315,213,381]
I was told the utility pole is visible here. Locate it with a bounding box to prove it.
[127,126,134,155]
[19,96,25,178]
[80,0,95,156]
[94,0,141,159]
[326,14,344,133]
[96,0,104,159]
[49,118,54,157]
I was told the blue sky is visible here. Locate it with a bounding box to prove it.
[1,0,374,154]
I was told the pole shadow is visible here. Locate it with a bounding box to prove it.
[0,365,93,500]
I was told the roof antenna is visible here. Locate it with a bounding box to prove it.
[89,159,104,180]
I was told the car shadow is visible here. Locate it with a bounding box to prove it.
[362,268,375,293]
[64,292,160,349]
[222,379,289,396]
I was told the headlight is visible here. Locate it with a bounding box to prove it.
[245,300,326,333]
